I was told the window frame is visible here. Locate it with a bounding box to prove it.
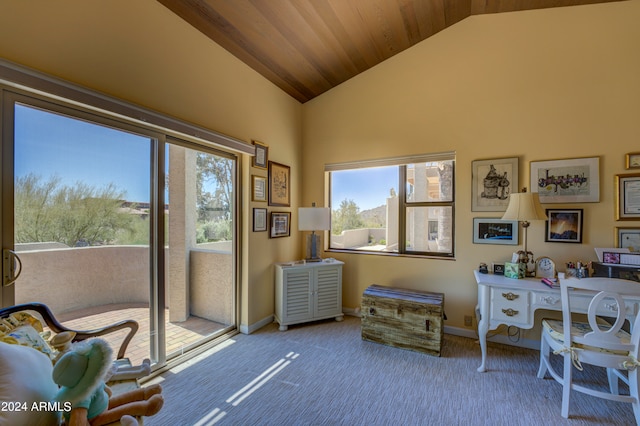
[326,153,455,259]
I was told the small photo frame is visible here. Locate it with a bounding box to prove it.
[545,209,583,243]
[270,212,291,238]
[253,208,267,232]
[252,140,268,169]
[268,161,291,207]
[615,173,640,220]
[471,157,518,212]
[530,157,599,203]
[252,175,267,202]
[472,218,519,245]
[603,252,621,264]
[626,153,640,169]
[615,227,640,251]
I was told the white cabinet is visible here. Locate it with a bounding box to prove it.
[275,260,344,331]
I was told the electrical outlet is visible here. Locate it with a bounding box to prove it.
[464,315,473,327]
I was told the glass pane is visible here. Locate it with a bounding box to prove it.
[14,103,153,365]
[406,160,454,203]
[406,206,453,253]
[165,143,235,360]
[329,166,398,252]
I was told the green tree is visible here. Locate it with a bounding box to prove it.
[15,173,137,247]
[331,198,363,235]
[196,153,233,242]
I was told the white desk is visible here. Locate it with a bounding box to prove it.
[474,270,640,372]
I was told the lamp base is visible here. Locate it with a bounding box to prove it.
[305,233,323,262]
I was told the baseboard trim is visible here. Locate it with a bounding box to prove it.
[240,315,274,334]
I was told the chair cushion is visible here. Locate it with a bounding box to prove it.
[542,318,631,355]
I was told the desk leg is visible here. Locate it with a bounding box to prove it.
[477,312,488,372]
[477,284,490,373]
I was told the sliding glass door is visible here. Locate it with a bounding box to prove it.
[1,91,237,368]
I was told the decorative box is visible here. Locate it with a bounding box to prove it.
[361,284,444,356]
[505,262,525,279]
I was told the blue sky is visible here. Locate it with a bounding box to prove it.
[331,167,398,211]
[15,104,152,202]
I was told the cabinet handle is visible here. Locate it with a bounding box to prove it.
[502,292,519,301]
[502,308,519,317]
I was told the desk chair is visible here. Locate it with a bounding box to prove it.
[537,277,640,423]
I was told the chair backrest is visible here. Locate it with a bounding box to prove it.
[560,277,640,355]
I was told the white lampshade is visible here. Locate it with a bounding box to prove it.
[501,192,547,222]
[298,207,331,231]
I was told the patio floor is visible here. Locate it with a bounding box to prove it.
[54,303,228,366]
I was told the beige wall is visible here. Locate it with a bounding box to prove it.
[301,1,640,338]
[0,0,302,330]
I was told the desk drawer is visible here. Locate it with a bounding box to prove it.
[570,293,638,317]
[491,289,531,325]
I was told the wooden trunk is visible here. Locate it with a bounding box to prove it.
[361,284,444,356]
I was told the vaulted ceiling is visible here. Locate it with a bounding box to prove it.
[158,0,622,103]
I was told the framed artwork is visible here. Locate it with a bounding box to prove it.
[471,157,518,211]
[616,173,640,220]
[545,209,583,243]
[626,153,640,169]
[530,157,599,203]
[252,140,268,169]
[253,208,267,232]
[270,211,291,238]
[472,218,519,245]
[251,175,267,202]
[268,161,290,207]
[615,227,640,251]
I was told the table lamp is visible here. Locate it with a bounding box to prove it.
[298,203,331,262]
[501,190,547,275]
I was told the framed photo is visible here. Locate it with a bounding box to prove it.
[615,227,640,251]
[530,157,599,203]
[545,209,583,243]
[268,161,290,207]
[253,208,267,232]
[252,140,268,169]
[471,157,518,211]
[472,218,519,245]
[616,173,640,220]
[626,153,640,169]
[270,212,291,238]
[251,175,267,202]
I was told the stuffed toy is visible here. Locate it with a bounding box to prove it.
[52,338,163,426]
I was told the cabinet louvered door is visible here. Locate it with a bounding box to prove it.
[314,265,342,318]
[282,269,313,323]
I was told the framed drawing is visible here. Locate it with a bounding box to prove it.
[472,218,519,245]
[626,153,640,169]
[545,209,583,243]
[616,173,640,220]
[270,212,291,238]
[268,161,290,207]
[615,227,640,251]
[251,175,267,202]
[471,157,518,211]
[530,157,599,203]
[253,208,267,232]
[252,140,268,169]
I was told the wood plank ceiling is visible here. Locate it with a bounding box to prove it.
[158,0,623,103]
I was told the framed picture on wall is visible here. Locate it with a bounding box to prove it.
[545,209,583,243]
[268,161,290,207]
[615,227,640,251]
[471,157,518,211]
[530,157,599,203]
[253,208,267,232]
[252,140,268,169]
[251,175,267,202]
[626,153,640,169]
[472,218,519,245]
[270,212,291,238]
[616,173,640,220]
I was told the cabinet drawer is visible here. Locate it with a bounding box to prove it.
[491,289,530,324]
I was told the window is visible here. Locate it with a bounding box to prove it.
[327,153,455,258]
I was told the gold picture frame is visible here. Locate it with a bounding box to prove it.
[626,152,640,170]
[252,140,268,169]
[615,173,640,220]
[251,175,267,202]
[268,161,290,207]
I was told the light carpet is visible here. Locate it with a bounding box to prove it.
[144,316,635,425]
